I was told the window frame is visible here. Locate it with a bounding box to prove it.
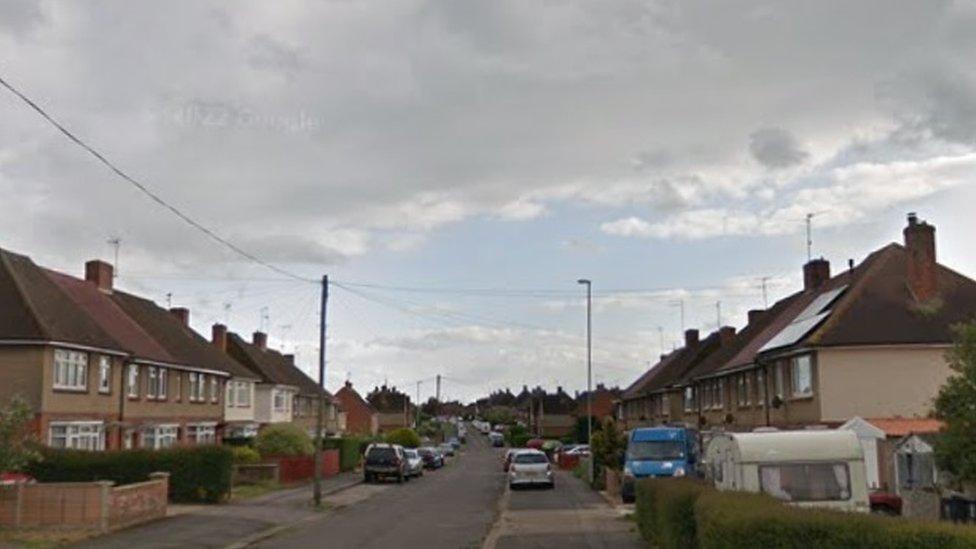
[142,424,179,449]
[147,366,159,399]
[790,355,814,398]
[53,349,89,391]
[127,364,139,398]
[683,386,695,413]
[236,381,251,407]
[98,356,111,394]
[49,421,104,450]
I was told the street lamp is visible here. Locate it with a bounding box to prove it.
[577,278,593,486]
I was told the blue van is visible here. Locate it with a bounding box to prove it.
[621,426,699,503]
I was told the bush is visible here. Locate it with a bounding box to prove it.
[255,423,314,457]
[324,437,365,471]
[231,446,261,464]
[385,428,421,448]
[635,478,708,548]
[27,445,233,503]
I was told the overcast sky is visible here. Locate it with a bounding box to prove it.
[2,1,976,402]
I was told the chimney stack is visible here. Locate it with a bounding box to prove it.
[85,260,114,293]
[719,326,736,345]
[684,329,700,347]
[803,258,831,291]
[747,309,765,325]
[169,307,189,326]
[252,331,267,350]
[283,353,295,365]
[904,213,937,302]
[211,324,227,351]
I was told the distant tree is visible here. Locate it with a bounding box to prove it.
[0,397,39,472]
[484,407,516,426]
[590,418,626,472]
[935,321,976,484]
[573,415,602,444]
[385,428,422,448]
[254,423,314,456]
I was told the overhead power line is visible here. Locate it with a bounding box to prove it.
[0,73,311,283]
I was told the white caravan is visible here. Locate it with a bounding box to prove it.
[704,430,869,512]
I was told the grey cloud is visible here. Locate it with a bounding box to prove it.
[749,127,809,169]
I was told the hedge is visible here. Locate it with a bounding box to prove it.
[635,479,976,549]
[27,445,233,503]
[324,437,365,471]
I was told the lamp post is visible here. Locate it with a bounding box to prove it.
[577,278,593,485]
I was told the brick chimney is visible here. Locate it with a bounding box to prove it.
[803,258,831,291]
[747,309,765,325]
[211,324,227,351]
[253,331,267,351]
[283,353,295,365]
[719,326,736,345]
[904,212,937,302]
[684,329,699,348]
[344,380,352,390]
[85,260,113,293]
[169,307,189,326]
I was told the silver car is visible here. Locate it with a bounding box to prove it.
[403,448,424,478]
[508,449,554,489]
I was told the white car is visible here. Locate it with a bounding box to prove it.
[508,449,554,490]
[565,444,591,457]
[403,448,425,478]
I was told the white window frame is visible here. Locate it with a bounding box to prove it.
[186,423,217,445]
[210,376,219,403]
[142,424,179,449]
[661,393,670,416]
[49,421,104,450]
[147,366,159,399]
[127,364,139,398]
[98,356,111,394]
[273,389,288,413]
[774,363,786,399]
[188,372,199,402]
[175,372,182,401]
[236,381,251,407]
[683,387,695,413]
[756,369,766,408]
[227,381,236,408]
[716,379,725,410]
[791,355,814,397]
[53,349,88,391]
[158,367,167,400]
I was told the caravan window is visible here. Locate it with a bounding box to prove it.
[759,462,851,502]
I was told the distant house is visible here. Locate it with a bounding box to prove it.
[217,327,342,437]
[575,383,622,423]
[524,386,577,438]
[367,385,414,433]
[335,381,379,436]
[0,251,255,449]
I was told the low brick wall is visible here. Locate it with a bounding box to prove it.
[267,450,340,484]
[233,463,280,486]
[0,473,168,532]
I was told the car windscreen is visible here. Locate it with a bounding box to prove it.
[513,453,548,464]
[366,447,397,462]
[759,463,851,502]
[404,450,417,458]
[627,440,685,461]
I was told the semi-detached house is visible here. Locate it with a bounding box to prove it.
[0,250,258,450]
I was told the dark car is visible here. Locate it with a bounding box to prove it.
[364,443,407,483]
[418,446,444,469]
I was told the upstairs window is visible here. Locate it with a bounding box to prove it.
[791,355,814,397]
[127,364,139,397]
[158,368,168,400]
[273,389,288,413]
[98,356,111,394]
[227,381,236,407]
[756,370,766,407]
[174,372,182,401]
[147,367,159,398]
[716,379,725,410]
[774,363,786,399]
[661,393,670,416]
[210,376,219,403]
[683,387,695,413]
[54,349,88,391]
[188,373,200,401]
[236,381,251,407]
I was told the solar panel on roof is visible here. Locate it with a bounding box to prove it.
[795,285,847,322]
[759,311,831,353]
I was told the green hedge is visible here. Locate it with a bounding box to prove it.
[324,437,365,471]
[635,478,708,549]
[636,480,976,549]
[27,446,233,503]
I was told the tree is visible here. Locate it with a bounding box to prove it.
[0,397,39,472]
[573,415,602,444]
[590,417,626,472]
[934,321,976,484]
[254,423,314,456]
[385,428,422,448]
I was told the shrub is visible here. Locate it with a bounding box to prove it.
[255,423,314,457]
[27,445,233,503]
[385,428,421,448]
[0,396,39,472]
[231,446,261,464]
[634,478,708,548]
[324,437,364,471]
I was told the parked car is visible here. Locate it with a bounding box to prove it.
[418,446,444,469]
[564,444,590,457]
[489,432,505,447]
[503,448,525,472]
[439,442,456,457]
[508,449,554,490]
[448,437,461,450]
[364,443,408,484]
[403,448,425,478]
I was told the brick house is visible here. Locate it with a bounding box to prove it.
[0,251,256,449]
[366,385,414,433]
[574,383,621,423]
[216,327,342,436]
[335,381,379,436]
[523,386,578,438]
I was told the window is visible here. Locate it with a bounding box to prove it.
[774,363,786,399]
[175,372,182,401]
[188,373,200,401]
[98,357,111,393]
[897,448,936,489]
[142,424,179,449]
[716,379,725,410]
[186,423,217,445]
[158,368,167,400]
[227,381,236,407]
[759,463,851,502]
[756,370,765,407]
[737,375,748,407]
[210,376,219,403]
[53,349,88,390]
[683,387,695,413]
[274,389,287,413]
[127,364,139,397]
[661,393,670,416]
[147,366,159,398]
[49,422,104,450]
[791,355,813,397]
[236,381,251,407]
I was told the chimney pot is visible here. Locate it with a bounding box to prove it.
[747,309,765,325]
[283,353,295,365]
[169,307,189,327]
[803,258,831,291]
[684,329,700,347]
[211,323,227,351]
[253,331,267,350]
[84,260,113,293]
[904,213,937,302]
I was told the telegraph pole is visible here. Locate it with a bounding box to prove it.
[313,275,329,507]
[436,374,441,404]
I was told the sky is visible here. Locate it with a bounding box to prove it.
[2,1,976,403]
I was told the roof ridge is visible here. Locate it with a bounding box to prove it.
[0,250,49,340]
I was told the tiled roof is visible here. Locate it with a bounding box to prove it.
[622,331,724,399]
[867,417,944,437]
[225,332,328,397]
[336,383,378,414]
